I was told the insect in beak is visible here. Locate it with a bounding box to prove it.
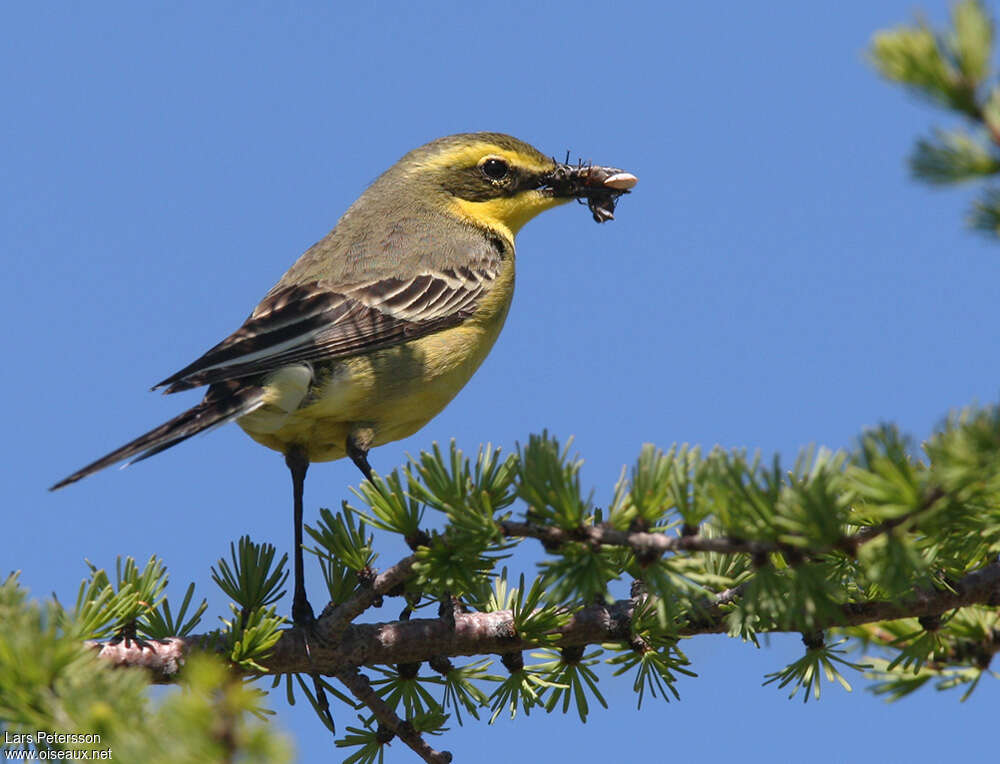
[542,161,638,222]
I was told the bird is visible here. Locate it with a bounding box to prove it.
[51,132,637,627]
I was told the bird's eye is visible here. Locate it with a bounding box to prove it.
[480,157,509,181]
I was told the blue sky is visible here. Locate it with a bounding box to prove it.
[5,1,999,761]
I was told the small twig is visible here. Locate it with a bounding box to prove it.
[500,521,777,556]
[844,485,946,550]
[335,667,452,764]
[319,555,417,641]
[501,484,947,562]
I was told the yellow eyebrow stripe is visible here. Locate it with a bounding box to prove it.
[409,143,554,176]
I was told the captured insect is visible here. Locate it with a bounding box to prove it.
[545,156,637,223]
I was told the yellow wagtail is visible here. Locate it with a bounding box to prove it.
[51,132,637,625]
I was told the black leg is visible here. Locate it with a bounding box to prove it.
[284,447,335,733]
[285,446,315,628]
[346,434,374,482]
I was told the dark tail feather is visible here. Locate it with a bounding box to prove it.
[50,385,266,491]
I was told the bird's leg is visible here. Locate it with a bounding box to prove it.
[285,446,315,628]
[284,446,335,733]
[346,430,375,483]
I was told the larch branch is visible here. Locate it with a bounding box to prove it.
[89,560,1000,680]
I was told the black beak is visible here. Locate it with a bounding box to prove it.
[541,163,638,223]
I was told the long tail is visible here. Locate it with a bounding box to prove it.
[50,384,267,491]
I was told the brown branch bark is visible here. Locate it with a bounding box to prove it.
[91,560,1000,680]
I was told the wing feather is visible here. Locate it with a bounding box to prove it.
[155,263,499,393]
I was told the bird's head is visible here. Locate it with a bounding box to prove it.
[380,132,638,240]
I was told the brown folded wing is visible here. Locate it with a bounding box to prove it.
[155,264,498,393]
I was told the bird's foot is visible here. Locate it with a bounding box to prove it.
[291,592,336,733]
[292,590,317,632]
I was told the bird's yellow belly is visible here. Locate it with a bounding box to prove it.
[237,297,511,462]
